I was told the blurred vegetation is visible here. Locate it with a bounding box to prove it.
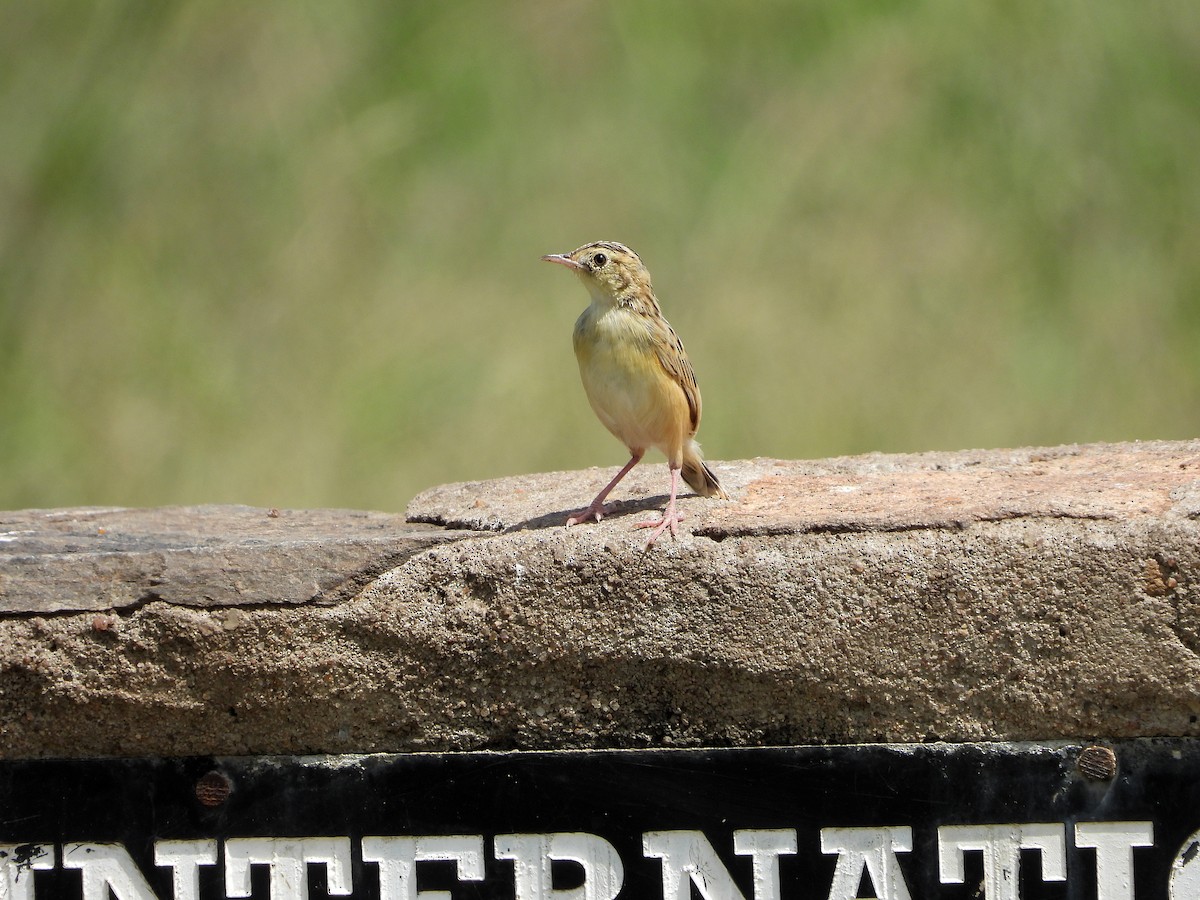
[1,1,1198,511]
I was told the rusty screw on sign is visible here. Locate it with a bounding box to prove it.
[195,771,233,807]
[1077,745,1117,781]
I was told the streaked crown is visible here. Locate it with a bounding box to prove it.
[541,241,655,305]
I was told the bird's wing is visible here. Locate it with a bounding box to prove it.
[646,315,702,434]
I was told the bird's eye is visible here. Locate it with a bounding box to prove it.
[592,253,607,268]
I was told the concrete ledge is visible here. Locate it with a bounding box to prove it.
[0,506,463,614]
[2,440,1199,758]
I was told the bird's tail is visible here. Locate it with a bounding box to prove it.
[681,441,729,499]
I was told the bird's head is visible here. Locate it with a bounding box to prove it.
[541,241,653,306]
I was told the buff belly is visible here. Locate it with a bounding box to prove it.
[573,306,690,459]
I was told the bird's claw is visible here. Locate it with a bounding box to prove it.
[565,504,606,527]
[635,510,683,545]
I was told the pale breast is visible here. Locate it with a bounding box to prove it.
[572,305,691,454]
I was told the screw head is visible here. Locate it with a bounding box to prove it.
[1077,745,1117,780]
[195,771,233,807]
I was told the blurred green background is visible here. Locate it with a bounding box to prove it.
[2,1,1197,512]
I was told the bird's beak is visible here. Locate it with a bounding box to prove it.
[540,253,585,271]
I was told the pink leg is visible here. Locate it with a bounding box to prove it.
[634,465,683,545]
[566,451,644,526]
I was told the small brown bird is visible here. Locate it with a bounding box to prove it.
[541,241,727,544]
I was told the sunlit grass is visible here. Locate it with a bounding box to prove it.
[1,0,1197,511]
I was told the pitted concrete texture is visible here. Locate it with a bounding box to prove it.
[2,440,1199,758]
[0,505,461,613]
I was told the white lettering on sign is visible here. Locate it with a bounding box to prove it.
[224,838,353,900]
[362,835,484,900]
[0,821,1194,899]
[494,833,623,900]
[938,824,1066,900]
[153,841,218,900]
[63,844,160,900]
[1170,828,1200,900]
[0,844,55,900]
[820,826,912,900]
[644,830,797,900]
[643,830,743,900]
[732,830,797,900]
[1074,822,1153,900]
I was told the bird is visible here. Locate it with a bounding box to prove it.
[541,241,727,544]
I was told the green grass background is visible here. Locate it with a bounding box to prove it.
[2,1,1197,512]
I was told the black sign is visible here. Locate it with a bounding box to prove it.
[2,741,1199,900]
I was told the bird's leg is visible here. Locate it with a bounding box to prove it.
[635,465,683,545]
[566,451,644,526]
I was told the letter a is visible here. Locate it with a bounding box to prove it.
[820,827,913,900]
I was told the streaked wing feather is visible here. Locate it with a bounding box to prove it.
[646,314,702,434]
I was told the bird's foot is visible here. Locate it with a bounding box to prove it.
[566,503,608,527]
[634,509,684,545]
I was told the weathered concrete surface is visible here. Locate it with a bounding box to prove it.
[0,505,463,613]
[2,440,1199,758]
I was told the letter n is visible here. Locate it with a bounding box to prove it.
[63,844,161,900]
